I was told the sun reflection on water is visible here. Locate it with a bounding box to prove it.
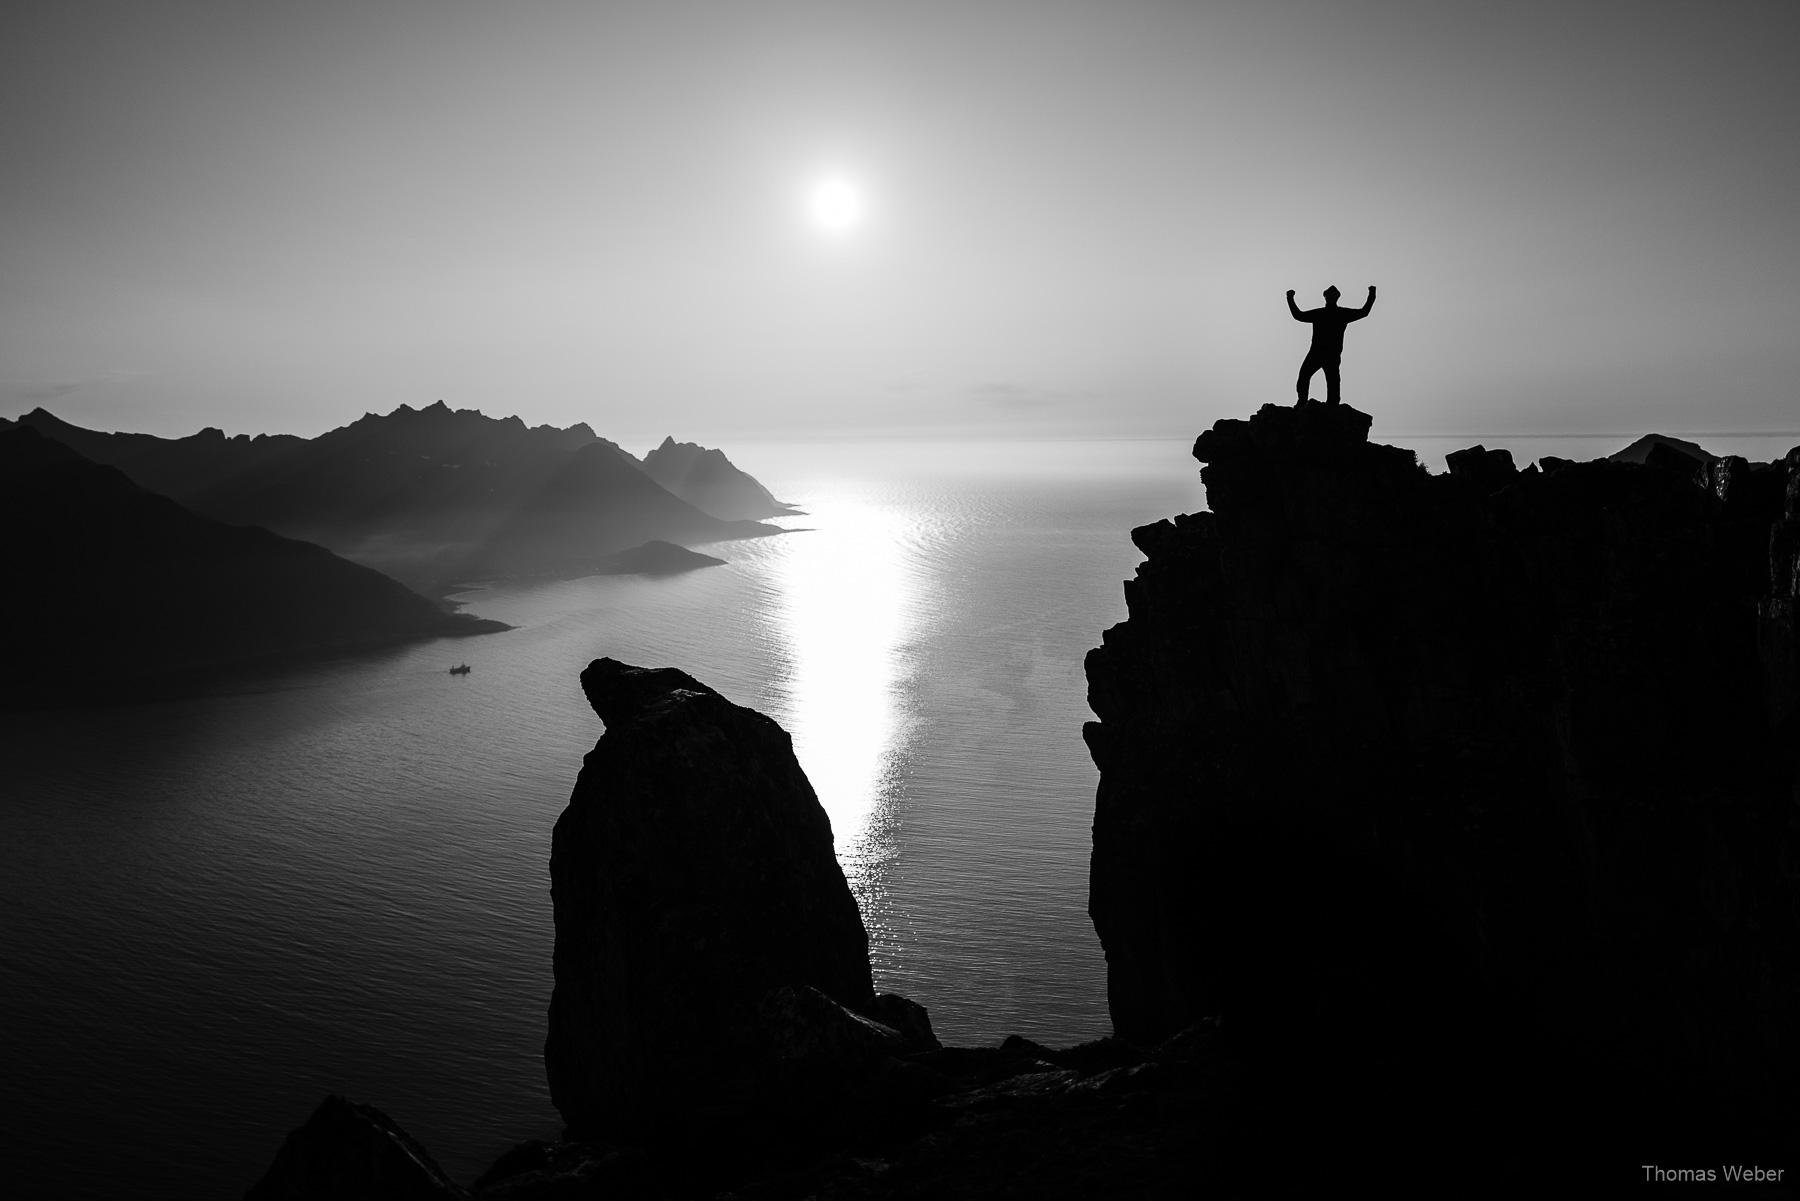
[767,488,920,912]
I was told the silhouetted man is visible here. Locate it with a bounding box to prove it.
[1288,284,1375,405]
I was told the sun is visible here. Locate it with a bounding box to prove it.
[806,175,865,234]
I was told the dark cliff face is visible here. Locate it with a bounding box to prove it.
[1084,401,1799,1161]
[546,659,876,1140]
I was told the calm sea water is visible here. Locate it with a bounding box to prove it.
[6,427,1791,1200]
[0,437,1201,1200]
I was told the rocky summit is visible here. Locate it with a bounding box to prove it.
[1085,400,1800,1179]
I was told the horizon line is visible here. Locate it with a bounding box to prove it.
[1388,430,1800,441]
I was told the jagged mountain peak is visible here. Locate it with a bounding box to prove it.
[19,407,91,432]
[641,435,792,521]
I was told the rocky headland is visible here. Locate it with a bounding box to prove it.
[250,401,1799,1197]
[592,540,727,576]
[641,436,799,521]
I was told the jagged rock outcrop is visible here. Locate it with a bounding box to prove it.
[1085,400,1800,1172]
[545,658,882,1140]
[244,1095,466,1201]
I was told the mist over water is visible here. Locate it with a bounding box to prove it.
[0,437,1200,1200]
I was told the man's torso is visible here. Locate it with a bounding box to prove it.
[1304,308,1352,353]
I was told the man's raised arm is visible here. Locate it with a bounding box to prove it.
[1286,289,1305,321]
[1351,285,1377,319]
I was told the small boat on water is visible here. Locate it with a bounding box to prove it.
[448,664,472,675]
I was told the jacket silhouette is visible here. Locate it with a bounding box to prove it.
[1289,285,1375,405]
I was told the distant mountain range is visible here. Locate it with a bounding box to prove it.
[0,426,507,705]
[15,402,793,590]
[3,403,798,704]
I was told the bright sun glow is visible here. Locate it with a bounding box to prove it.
[806,175,865,234]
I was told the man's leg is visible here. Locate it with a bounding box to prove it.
[1297,352,1320,403]
[1324,358,1341,405]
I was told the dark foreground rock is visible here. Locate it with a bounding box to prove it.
[514,660,1238,1197]
[1085,400,1800,1181]
[245,1095,465,1201]
[258,1026,1234,1201]
[471,1024,1227,1201]
[545,659,885,1141]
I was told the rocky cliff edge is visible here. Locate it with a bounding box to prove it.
[1085,400,1800,1176]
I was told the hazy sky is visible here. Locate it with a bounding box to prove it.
[4,0,1797,444]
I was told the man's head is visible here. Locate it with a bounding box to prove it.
[1323,285,1341,303]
